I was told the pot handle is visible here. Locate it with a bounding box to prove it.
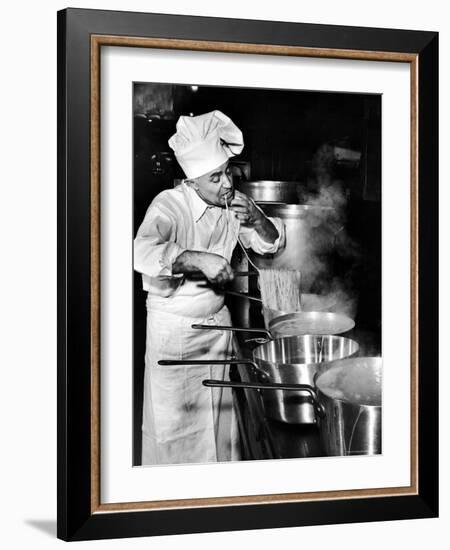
[203,379,315,393]
[158,358,269,383]
[221,290,263,303]
[188,271,257,280]
[193,284,263,303]
[158,358,259,369]
[191,324,271,338]
[203,379,326,419]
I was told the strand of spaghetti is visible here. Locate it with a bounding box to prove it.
[258,268,302,311]
[224,198,302,312]
[224,197,261,273]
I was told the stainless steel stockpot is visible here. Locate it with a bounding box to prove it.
[246,335,359,423]
[313,357,382,456]
[159,334,359,424]
[201,357,382,456]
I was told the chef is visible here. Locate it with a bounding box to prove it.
[134,110,285,466]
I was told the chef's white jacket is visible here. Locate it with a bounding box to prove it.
[134,182,284,465]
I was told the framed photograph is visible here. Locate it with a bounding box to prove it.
[57,8,438,541]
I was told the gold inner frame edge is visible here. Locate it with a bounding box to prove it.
[89,34,419,514]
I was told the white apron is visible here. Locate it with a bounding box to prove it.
[141,207,241,466]
[142,305,240,465]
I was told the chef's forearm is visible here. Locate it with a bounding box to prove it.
[253,216,279,244]
[173,250,234,284]
[172,250,207,275]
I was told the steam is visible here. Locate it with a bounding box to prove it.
[297,147,363,322]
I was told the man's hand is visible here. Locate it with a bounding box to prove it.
[197,252,234,285]
[229,190,264,227]
[230,190,279,244]
[172,251,234,286]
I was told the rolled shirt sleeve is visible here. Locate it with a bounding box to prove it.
[134,204,185,278]
[238,215,285,255]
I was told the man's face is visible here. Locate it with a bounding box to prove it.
[189,161,234,207]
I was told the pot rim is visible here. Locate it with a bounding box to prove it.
[315,357,382,408]
[252,335,360,368]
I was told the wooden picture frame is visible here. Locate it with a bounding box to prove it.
[57,7,438,541]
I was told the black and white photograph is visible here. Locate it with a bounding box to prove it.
[1,0,445,546]
[132,82,382,467]
[46,2,439,544]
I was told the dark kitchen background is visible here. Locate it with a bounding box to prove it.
[132,82,381,465]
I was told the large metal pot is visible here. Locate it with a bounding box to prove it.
[313,357,382,455]
[221,287,341,329]
[238,180,305,203]
[202,356,382,456]
[193,309,355,340]
[250,204,341,291]
[160,334,359,424]
[248,335,359,424]
[264,311,354,337]
[262,293,338,326]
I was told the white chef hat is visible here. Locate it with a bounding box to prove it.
[168,110,244,179]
